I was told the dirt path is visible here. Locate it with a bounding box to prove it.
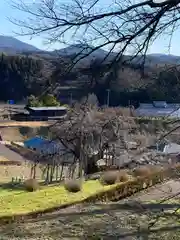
[0,143,25,163]
[1,179,180,239]
[0,127,25,141]
[127,179,180,202]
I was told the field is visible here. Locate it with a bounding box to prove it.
[0,121,51,127]
[0,156,9,162]
[0,126,49,141]
[0,115,180,239]
[0,161,42,183]
[0,180,180,239]
[0,180,117,217]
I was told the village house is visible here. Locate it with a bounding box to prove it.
[135,101,180,118]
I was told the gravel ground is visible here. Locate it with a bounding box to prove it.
[1,180,180,239]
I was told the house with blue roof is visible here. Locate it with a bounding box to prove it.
[24,137,66,155]
[24,137,46,151]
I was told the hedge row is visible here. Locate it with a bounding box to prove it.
[0,164,179,225]
[84,168,169,203]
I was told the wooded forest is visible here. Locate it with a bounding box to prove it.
[0,53,180,106]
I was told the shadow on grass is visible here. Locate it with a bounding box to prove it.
[23,201,180,224]
[0,180,62,193]
[1,201,180,239]
[0,182,25,191]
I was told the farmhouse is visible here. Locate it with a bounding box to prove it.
[25,106,67,120]
[135,101,180,118]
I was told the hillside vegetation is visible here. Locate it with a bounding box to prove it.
[1,52,180,106]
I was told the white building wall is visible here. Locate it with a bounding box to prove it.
[163,143,180,154]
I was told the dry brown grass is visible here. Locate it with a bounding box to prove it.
[0,162,42,183]
[0,127,25,141]
[102,107,135,117]
[0,121,50,127]
[0,156,9,162]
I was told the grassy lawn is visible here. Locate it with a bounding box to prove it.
[0,180,116,217]
[0,188,24,198]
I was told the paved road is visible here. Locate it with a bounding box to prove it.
[0,143,26,162]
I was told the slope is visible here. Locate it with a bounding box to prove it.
[0,35,40,53]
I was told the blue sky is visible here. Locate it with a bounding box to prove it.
[0,0,180,54]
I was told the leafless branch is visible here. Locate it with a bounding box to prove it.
[9,0,180,70]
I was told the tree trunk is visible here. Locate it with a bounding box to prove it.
[84,153,99,175]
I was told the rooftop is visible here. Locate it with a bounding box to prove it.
[26,106,67,111]
[139,101,180,109]
[136,101,180,117]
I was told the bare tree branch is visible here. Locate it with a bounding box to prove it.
[9,0,180,69]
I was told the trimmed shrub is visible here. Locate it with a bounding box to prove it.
[64,179,82,193]
[116,170,129,183]
[148,165,163,173]
[24,178,39,192]
[133,166,151,177]
[100,171,118,185]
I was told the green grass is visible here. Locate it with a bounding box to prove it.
[0,187,24,197]
[0,180,117,217]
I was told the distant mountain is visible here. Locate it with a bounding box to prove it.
[53,44,106,56]
[53,44,117,62]
[146,53,180,64]
[0,36,180,65]
[53,44,180,65]
[0,35,40,53]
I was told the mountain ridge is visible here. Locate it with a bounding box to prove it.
[0,35,40,52]
[0,35,179,64]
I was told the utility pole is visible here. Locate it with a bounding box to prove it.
[70,92,72,105]
[106,89,110,107]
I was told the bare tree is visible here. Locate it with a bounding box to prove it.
[47,103,136,177]
[11,0,180,67]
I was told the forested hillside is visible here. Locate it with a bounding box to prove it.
[0,52,180,106]
[0,54,51,101]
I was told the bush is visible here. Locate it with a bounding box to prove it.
[133,166,151,177]
[64,179,82,193]
[100,171,118,185]
[148,165,163,173]
[116,170,129,183]
[24,178,39,192]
